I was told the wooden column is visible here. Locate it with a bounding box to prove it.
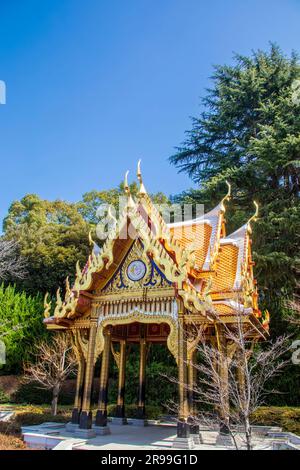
[177,305,190,438]
[187,349,199,433]
[79,324,97,429]
[187,351,195,413]
[137,325,147,419]
[71,354,86,424]
[116,339,127,420]
[95,326,112,427]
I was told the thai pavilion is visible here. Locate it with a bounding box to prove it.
[44,162,269,442]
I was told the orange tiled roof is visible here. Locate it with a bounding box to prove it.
[211,243,239,293]
[167,203,225,272]
[169,222,212,270]
[213,303,236,315]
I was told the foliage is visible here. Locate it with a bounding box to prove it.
[3,194,91,295]
[251,406,300,435]
[13,380,74,405]
[0,404,71,449]
[0,432,26,450]
[170,44,300,404]
[0,284,47,374]
[0,388,9,403]
[2,186,169,296]
[107,404,165,420]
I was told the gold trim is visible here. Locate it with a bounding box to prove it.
[97,311,179,363]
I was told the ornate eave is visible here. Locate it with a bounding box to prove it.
[44,164,268,337]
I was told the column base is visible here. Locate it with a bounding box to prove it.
[65,422,79,432]
[95,410,107,427]
[177,420,190,438]
[74,427,96,439]
[216,432,234,447]
[173,437,195,449]
[79,411,93,430]
[94,425,111,435]
[189,423,200,434]
[192,433,202,445]
[71,408,81,425]
[219,422,230,435]
[187,420,202,445]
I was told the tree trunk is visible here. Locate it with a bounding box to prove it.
[244,417,252,450]
[51,385,60,416]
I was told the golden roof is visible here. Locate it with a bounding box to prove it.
[44,163,267,333]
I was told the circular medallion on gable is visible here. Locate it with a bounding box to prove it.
[127,260,146,282]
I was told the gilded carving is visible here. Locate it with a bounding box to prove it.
[96,310,179,363]
[102,240,170,293]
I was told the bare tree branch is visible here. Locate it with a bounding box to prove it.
[165,302,291,450]
[24,333,77,415]
[0,238,27,280]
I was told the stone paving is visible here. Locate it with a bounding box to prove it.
[21,421,296,450]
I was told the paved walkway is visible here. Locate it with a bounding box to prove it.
[75,423,179,450]
[21,421,284,450]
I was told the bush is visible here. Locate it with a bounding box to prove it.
[251,407,300,434]
[14,410,70,426]
[0,388,9,404]
[0,433,26,450]
[0,419,21,436]
[107,404,165,420]
[0,284,47,374]
[0,404,72,429]
[0,404,72,450]
[13,380,75,405]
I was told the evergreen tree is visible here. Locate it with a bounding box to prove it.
[3,187,169,295]
[3,194,91,295]
[170,44,300,404]
[0,284,46,374]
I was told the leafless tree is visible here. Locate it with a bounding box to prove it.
[24,333,77,415]
[167,310,291,450]
[0,238,27,280]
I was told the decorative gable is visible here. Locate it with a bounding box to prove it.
[102,239,171,294]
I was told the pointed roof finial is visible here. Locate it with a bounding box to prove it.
[225,180,231,199]
[137,159,142,182]
[137,159,147,195]
[124,170,130,195]
[220,180,231,211]
[44,292,51,318]
[123,170,135,209]
[65,276,71,298]
[107,206,117,227]
[247,200,259,233]
[88,230,94,246]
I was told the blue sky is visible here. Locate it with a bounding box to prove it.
[0,0,300,227]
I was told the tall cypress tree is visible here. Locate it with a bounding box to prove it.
[170,44,300,404]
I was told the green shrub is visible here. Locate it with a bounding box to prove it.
[0,388,9,404]
[13,380,74,405]
[251,407,300,434]
[14,411,70,426]
[0,284,48,374]
[107,404,165,420]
